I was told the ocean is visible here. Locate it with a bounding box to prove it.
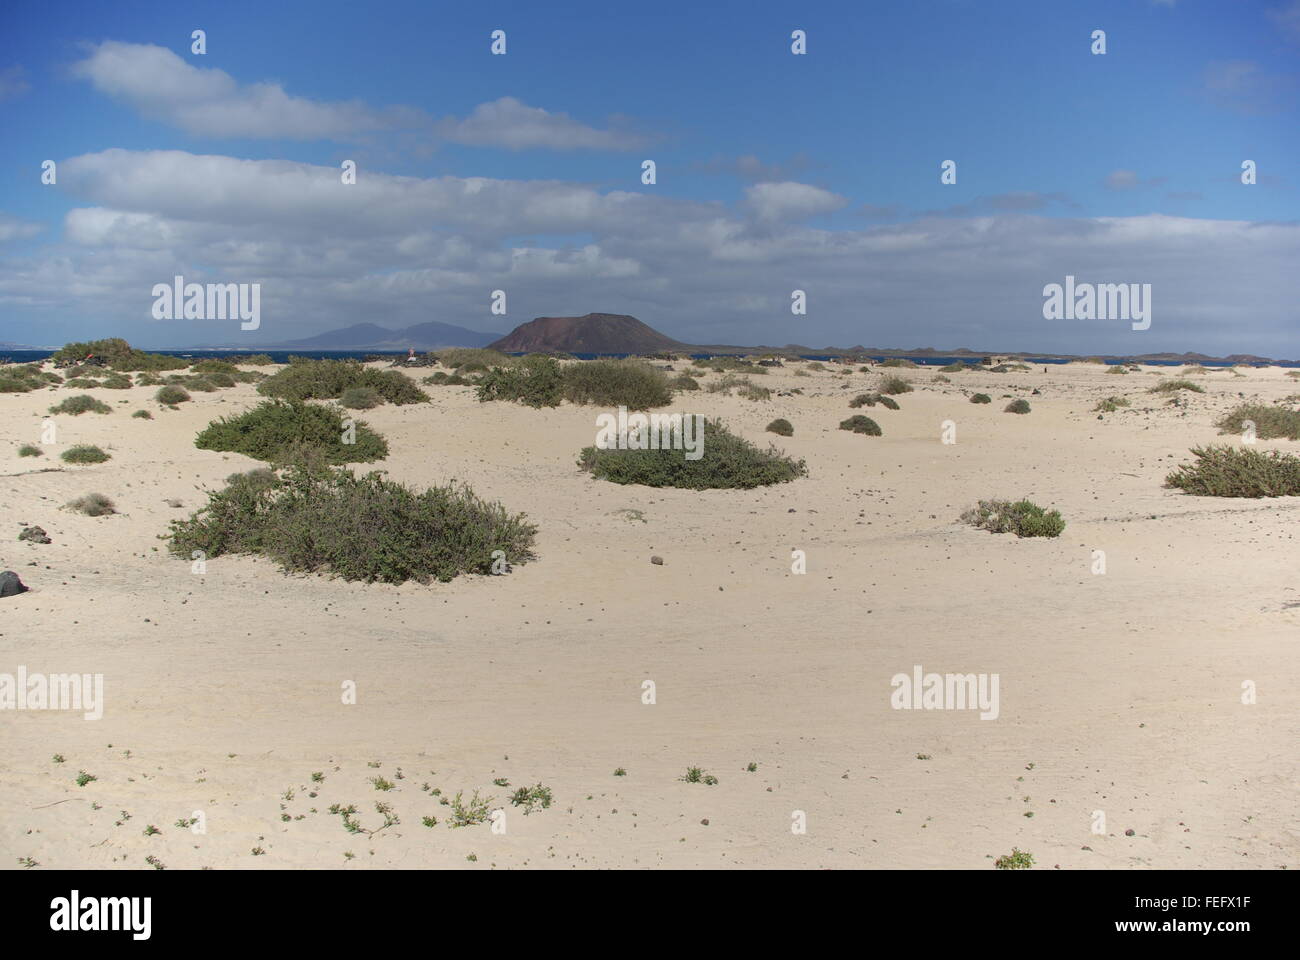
[2,349,1285,368]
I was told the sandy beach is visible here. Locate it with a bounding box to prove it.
[2,359,1296,870]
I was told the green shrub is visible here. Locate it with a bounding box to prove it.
[691,356,759,373]
[1149,379,1204,394]
[194,400,387,465]
[939,362,973,373]
[839,415,881,436]
[258,359,428,405]
[1165,446,1300,497]
[961,499,1064,537]
[433,348,510,369]
[578,419,805,490]
[67,492,116,516]
[0,376,34,393]
[186,377,220,392]
[61,445,111,465]
[50,394,112,415]
[340,387,382,410]
[155,385,191,405]
[670,373,700,391]
[62,378,99,388]
[190,359,239,375]
[1106,365,1128,375]
[849,393,878,408]
[877,395,900,410]
[766,418,793,436]
[203,372,237,389]
[475,355,565,407]
[167,459,537,584]
[226,354,276,366]
[879,358,916,368]
[18,444,42,457]
[132,410,153,419]
[1005,399,1031,414]
[706,375,770,400]
[880,375,913,395]
[969,393,992,404]
[51,338,189,371]
[421,372,472,386]
[1093,396,1130,413]
[994,848,1035,870]
[562,359,673,409]
[1215,403,1300,441]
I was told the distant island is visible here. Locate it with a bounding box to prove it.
[5,314,1293,364]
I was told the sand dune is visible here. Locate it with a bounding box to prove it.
[2,360,1296,869]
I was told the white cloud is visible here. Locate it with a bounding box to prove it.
[69,44,652,151]
[743,182,849,222]
[438,97,647,151]
[70,41,425,140]
[3,149,1296,357]
[0,213,42,243]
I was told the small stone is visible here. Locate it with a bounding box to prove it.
[650,556,664,565]
[1125,829,1135,837]
[0,571,29,598]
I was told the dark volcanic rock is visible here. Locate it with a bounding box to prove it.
[18,525,51,544]
[0,571,29,597]
[488,313,687,355]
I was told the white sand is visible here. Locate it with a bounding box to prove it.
[2,360,1296,869]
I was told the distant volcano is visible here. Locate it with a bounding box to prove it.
[488,313,687,354]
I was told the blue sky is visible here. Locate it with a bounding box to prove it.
[1,0,1297,355]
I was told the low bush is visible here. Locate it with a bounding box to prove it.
[839,415,881,436]
[1215,403,1300,441]
[1149,379,1204,394]
[961,499,1064,537]
[51,338,189,371]
[562,359,673,408]
[849,393,878,408]
[421,372,472,386]
[880,375,912,395]
[970,393,992,404]
[475,355,565,407]
[1005,399,1031,414]
[132,410,153,419]
[766,418,793,436]
[433,348,511,369]
[194,399,387,464]
[1106,365,1129,375]
[50,394,112,415]
[61,445,111,464]
[167,459,537,583]
[1093,396,1130,413]
[190,359,239,375]
[578,419,805,489]
[706,375,770,400]
[259,359,428,405]
[879,358,916,368]
[670,373,700,391]
[155,385,191,405]
[67,492,116,516]
[340,386,382,410]
[1165,445,1300,497]
[18,444,42,457]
